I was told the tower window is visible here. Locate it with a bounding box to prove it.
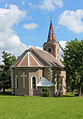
[48,48,51,52]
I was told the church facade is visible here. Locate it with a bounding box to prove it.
[11,21,66,96]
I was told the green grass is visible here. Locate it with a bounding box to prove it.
[0,96,83,119]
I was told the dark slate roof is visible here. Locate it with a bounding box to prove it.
[12,47,64,68]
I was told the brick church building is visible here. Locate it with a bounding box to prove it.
[11,20,66,96]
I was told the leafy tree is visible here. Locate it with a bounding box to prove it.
[63,39,83,96]
[0,51,16,92]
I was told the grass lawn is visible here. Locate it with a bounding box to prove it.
[0,95,83,119]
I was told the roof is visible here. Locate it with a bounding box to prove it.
[13,47,64,68]
[43,20,58,48]
[13,49,44,67]
[37,77,54,87]
[47,20,56,43]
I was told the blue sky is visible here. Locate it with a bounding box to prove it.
[0,0,83,63]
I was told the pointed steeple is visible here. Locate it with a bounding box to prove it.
[47,20,56,43]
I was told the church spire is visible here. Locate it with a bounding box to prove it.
[43,20,60,59]
[47,20,56,43]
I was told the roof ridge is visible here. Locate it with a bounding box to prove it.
[30,52,44,67]
[30,47,51,66]
[32,47,64,67]
[34,47,56,60]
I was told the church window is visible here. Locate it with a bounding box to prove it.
[15,76,18,89]
[48,48,51,52]
[32,77,36,89]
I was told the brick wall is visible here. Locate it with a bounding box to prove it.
[13,68,43,96]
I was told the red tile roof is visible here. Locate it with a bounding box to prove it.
[13,47,64,68]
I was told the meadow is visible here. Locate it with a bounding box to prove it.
[0,95,83,119]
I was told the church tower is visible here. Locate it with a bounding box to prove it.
[43,20,60,60]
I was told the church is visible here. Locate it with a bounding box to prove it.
[11,20,66,96]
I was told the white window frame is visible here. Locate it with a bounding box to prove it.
[31,76,37,89]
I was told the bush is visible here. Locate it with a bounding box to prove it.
[22,94,28,96]
[41,88,50,97]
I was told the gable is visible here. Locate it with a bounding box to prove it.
[13,47,64,68]
[13,51,44,67]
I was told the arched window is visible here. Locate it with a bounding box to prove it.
[48,48,51,52]
[32,77,36,89]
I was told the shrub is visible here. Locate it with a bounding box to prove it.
[41,87,50,97]
[22,94,28,96]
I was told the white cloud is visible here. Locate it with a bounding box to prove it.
[54,0,63,7]
[29,0,63,11]
[23,23,38,29]
[28,2,38,9]
[58,9,83,33]
[0,4,28,64]
[40,0,63,11]
[59,41,67,58]
[59,41,67,49]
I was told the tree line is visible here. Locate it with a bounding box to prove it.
[62,38,83,96]
[0,51,16,92]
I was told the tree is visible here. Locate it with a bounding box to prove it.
[63,39,83,96]
[0,51,16,93]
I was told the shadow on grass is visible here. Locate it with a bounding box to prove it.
[54,95,76,98]
[0,92,12,96]
[63,92,79,97]
[63,95,76,97]
[0,91,79,97]
[54,92,79,98]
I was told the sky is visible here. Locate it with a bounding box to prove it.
[0,0,83,63]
